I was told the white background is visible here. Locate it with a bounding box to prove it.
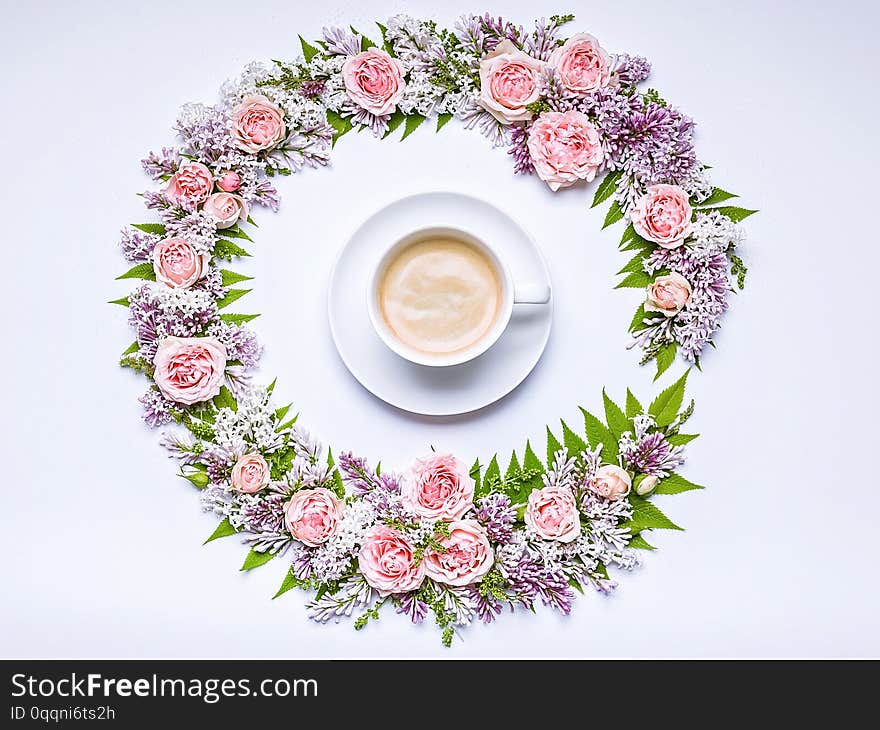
[2,0,878,658]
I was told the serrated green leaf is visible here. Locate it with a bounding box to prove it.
[121,341,139,356]
[697,187,737,206]
[546,426,563,465]
[591,170,621,208]
[623,493,682,532]
[326,109,353,146]
[376,22,395,54]
[212,385,237,412]
[275,403,292,421]
[654,473,704,494]
[240,549,276,571]
[220,269,253,287]
[483,455,500,490]
[617,252,647,276]
[216,288,251,309]
[116,263,156,281]
[602,200,624,229]
[204,517,236,544]
[603,390,631,437]
[469,459,482,496]
[217,226,252,242]
[267,378,277,393]
[382,110,406,139]
[213,239,251,260]
[628,533,656,550]
[561,419,587,456]
[273,568,305,599]
[615,271,651,289]
[523,440,543,473]
[327,447,345,498]
[505,451,522,481]
[667,433,699,446]
[580,407,618,462]
[648,369,689,426]
[703,205,758,222]
[401,113,426,141]
[299,35,320,62]
[629,303,649,333]
[654,342,677,381]
[625,389,644,418]
[358,31,377,51]
[131,223,167,235]
[436,112,453,131]
[620,223,637,246]
[108,296,130,307]
[220,313,260,325]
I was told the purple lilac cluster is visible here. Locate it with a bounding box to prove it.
[474,493,516,544]
[127,284,217,360]
[119,228,160,262]
[337,452,406,523]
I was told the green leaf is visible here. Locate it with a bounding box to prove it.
[382,110,406,139]
[580,407,618,462]
[116,263,155,281]
[654,342,677,381]
[212,385,237,412]
[469,459,482,496]
[617,252,647,276]
[697,187,737,206]
[240,549,276,571]
[628,533,656,550]
[273,568,305,599]
[275,403,292,422]
[327,447,345,498]
[629,303,649,333]
[591,170,621,208]
[603,390,631,437]
[483,455,501,490]
[108,296,130,307]
[401,113,426,141]
[546,426,563,465]
[326,109,354,145]
[436,113,453,131]
[216,288,251,309]
[358,31,377,51]
[602,200,624,229]
[561,419,587,457]
[648,369,689,426]
[213,239,251,261]
[220,269,253,287]
[623,493,682,533]
[625,389,644,418]
[620,223,638,246]
[523,440,544,473]
[217,226,253,242]
[375,22,395,55]
[220,313,260,325]
[131,223,166,235]
[505,451,522,481]
[667,433,699,446]
[654,473,704,494]
[299,35,320,62]
[181,469,209,489]
[704,205,758,223]
[615,271,651,289]
[121,341,139,356]
[204,517,236,544]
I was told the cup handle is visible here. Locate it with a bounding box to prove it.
[513,283,551,304]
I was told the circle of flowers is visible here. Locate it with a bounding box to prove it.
[112,13,748,646]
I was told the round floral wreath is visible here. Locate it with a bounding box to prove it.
[112,13,753,645]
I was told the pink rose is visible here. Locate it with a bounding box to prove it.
[341,49,406,116]
[202,192,248,229]
[231,453,270,494]
[645,273,693,317]
[527,110,604,191]
[589,465,632,500]
[423,520,494,587]
[631,184,693,248]
[165,162,214,208]
[232,94,286,153]
[478,39,545,123]
[152,237,208,289]
[548,33,611,95]
[216,170,241,192]
[358,525,425,595]
[524,485,581,542]
[285,487,344,546]
[152,336,227,406]
[401,454,475,521]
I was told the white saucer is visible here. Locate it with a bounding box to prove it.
[327,192,553,416]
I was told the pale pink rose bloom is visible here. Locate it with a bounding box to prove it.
[284,488,345,547]
[524,486,581,542]
[341,49,406,116]
[423,520,494,587]
[358,525,425,596]
[401,454,475,521]
[216,170,241,192]
[478,39,545,123]
[152,336,227,405]
[548,33,611,95]
[231,453,270,494]
[631,184,693,248]
[165,162,214,208]
[203,192,249,229]
[232,94,286,153]
[152,237,209,289]
[589,465,632,500]
[645,273,693,317]
[527,110,604,191]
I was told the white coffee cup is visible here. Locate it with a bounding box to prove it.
[367,226,551,367]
